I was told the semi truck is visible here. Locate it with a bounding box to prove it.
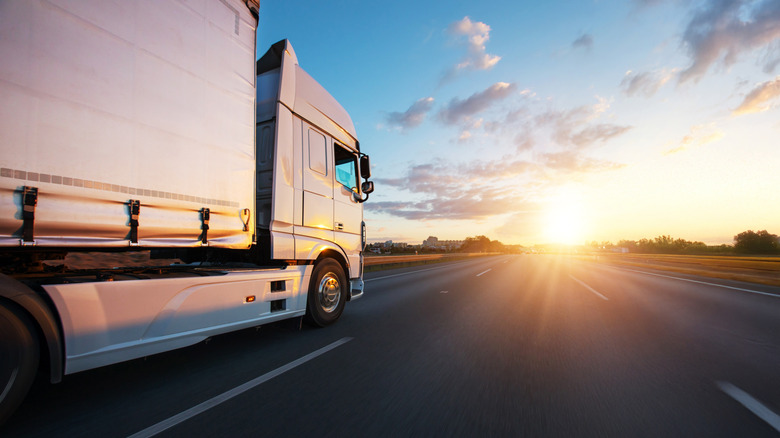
[0,0,374,422]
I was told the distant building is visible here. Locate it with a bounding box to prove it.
[423,236,463,251]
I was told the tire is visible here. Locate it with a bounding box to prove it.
[304,259,347,327]
[0,304,39,425]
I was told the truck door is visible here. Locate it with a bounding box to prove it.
[301,123,334,242]
[333,143,362,274]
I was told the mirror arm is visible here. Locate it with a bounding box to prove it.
[352,191,370,203]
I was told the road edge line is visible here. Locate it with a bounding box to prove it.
[608,266,780,299]
[365,260,474,282]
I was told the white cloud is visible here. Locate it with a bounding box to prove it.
[369,159,535,220]
[533,97,632,148]
[680,0,780,83]
[448,16,501,73]
[385,97,435,130]
[761,40,780,73]
[572,33,594,50]
[620,69,677,97]
[369,147,624,222]
[570,124,633,146]
[514,135,534,151]
[438,82,516,125]
[540,151,626,172]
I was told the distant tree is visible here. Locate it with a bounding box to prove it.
[458,235,506,253]
[733,230,779,254]
[617,239,638,252]
[706,244,733,254]
[586,241,614,251]
[617,236,710,254]
[459,235,490,253]
[681,241,708,254]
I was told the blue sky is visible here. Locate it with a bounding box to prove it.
[257,0,780,245]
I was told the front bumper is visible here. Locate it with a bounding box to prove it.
[349,278,364,301]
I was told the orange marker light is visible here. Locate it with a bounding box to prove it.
[245,295,256,303]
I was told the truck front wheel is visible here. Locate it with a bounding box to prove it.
[0,304,39,424]
[304,259,346,327]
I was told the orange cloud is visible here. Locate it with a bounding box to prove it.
[664,124,724,155]
[733,76,780,115]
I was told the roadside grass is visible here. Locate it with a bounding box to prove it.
[582,253,780,287]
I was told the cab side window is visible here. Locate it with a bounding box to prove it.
[308,129,328,175]
[334,144,357,191]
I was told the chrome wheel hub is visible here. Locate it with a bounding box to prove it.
[318,273,341,313]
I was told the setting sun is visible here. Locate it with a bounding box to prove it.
[543,187,588,245]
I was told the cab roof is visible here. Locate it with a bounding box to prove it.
[257,40,358,151]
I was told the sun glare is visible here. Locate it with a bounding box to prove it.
[543,187,587,245]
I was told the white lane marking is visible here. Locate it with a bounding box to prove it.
[440,290,449,294]
[476,269,492,277]
[128,337,353,438]
[717,381,780,433]
[365,262,471,282]
[613,267,780,299]
[569,275,609,301]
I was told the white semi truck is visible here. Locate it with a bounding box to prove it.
[0,0,374,422]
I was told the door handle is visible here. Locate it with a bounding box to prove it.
[335,222,344,231]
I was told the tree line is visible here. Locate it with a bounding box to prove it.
[590,229,779,255]
[370,229,779,256]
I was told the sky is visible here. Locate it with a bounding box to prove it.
[257,0,780,246]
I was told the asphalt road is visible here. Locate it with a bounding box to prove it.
[4,255,780,437]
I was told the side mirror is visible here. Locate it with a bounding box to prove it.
[360,155,371,179]
[361,181,374,194]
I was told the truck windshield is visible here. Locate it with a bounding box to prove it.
[334,144,358,191]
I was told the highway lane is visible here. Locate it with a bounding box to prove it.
[3,255,780,437]
[567,260,780,433]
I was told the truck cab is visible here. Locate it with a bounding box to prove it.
[255,40,373,300]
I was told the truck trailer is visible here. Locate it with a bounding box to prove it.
[0,0,374,422]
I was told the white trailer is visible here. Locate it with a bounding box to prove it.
[0,0,373,423]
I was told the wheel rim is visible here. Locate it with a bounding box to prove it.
[318,272,341,313]
[0,367,18,403]
[0,316,20,403]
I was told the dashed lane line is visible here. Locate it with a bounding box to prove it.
[569,275,609,301]
[717,381,780,433]
[476,269,492,277]
[128,338,353,438]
